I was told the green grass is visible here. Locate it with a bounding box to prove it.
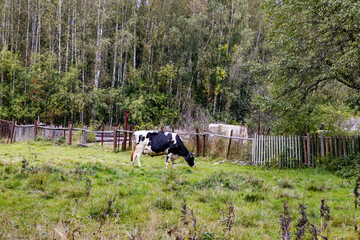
[0,141,357,239]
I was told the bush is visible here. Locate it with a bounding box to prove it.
[318,154,360,178]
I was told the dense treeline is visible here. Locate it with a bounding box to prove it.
[0,0,264,126]
[1,0,359,134]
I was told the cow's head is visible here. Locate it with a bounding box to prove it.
[185,153,196,167]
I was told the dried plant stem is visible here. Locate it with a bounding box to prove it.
[280,201,291,240]
[295,203,307,240]
[320,198,330,238]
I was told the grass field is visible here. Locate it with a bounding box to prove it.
[0,141,358,239]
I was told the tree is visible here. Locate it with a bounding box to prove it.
[256,0,360,134]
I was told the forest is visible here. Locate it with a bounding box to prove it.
[0,0,359,135]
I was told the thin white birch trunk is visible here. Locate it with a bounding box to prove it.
[58,0,63,76]
[74,0,78,68]
[117,4,125,85]
[10,0,14,52]
[112,10,119,89]
[15,0,21,53]
[132,7,136,70]
[94,0,103,89]
[25,0,30,68]
[80,0,87,123]
[226,0,234,56]
[31,2,37,57]
[36,1,41,55]
[110,3,120,126]
[65,7,71,73]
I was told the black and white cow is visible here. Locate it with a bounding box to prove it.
[130,131,195,168]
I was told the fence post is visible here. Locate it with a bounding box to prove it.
[34,120,38,139]
[101,123,104,146]
[320,133,324,158]
[81,126,88,145]
[202,133,206,157]
[161,126,164,132]
[226,129,233,159]
[314,133,318,161]
[329,137,333,156]
[343,136,347,156]
[172,126,175,133]
[68,121,73,145]
[325,137,329,156]
[122,110,130,151]
[302,136,306,166]
[9,119,15,144]
[338,137,342,156]
[129,124,133,150]
[113,124,118,152]
[306,133,310,167]
[195,128,200,157]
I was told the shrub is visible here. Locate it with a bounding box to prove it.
[318,154,360,178]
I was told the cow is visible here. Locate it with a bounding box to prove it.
[130,130,195,168]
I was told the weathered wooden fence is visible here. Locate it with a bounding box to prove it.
[1,117,251,160]
[252,134,302,167]
[0,119,14,143]
[252,133,360,167]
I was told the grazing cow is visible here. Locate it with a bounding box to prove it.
[131,131,195,168]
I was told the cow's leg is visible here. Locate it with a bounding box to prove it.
[137,153,142,167]
[171,155,179,168]
[165,153,173,169]
[132,145,143,167]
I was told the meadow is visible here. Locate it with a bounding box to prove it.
[0,141,358,239]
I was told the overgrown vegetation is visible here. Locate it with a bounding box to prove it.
[0,141,358,239]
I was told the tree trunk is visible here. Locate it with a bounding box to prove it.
[26,0,30,68]
[80,0,87,123]
[94,0,103,89]
[58,0,63,76]
[65,7,71,73]
[132,7,136,70]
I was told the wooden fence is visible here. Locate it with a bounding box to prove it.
[0,119,14,143]
[252,134,302,167]
[252,133,360,167]
[0,117,251,160]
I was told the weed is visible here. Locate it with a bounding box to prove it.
[181,200,189,226]
[94,197,116,238]
[244,193,264,202]
[280,201,291,240]
[128,224,143,240]
[309,224,320,239]
[295,203,307,240]
[278,179,294,189]
[54,136,66,145]
[221,201,235,239]
[306,184,328,192]
[154,195,174,211]
[320,199,330,238]
[66,178,92,239]
[28,170,49,191]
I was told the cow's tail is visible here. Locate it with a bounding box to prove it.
[130,133,135,162]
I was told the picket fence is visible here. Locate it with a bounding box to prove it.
[252,134,302,167]
[252,133,360,167]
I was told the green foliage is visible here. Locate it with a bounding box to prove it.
[255,0,360,134]
[319,154,360,178]
[0,0,263,125]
